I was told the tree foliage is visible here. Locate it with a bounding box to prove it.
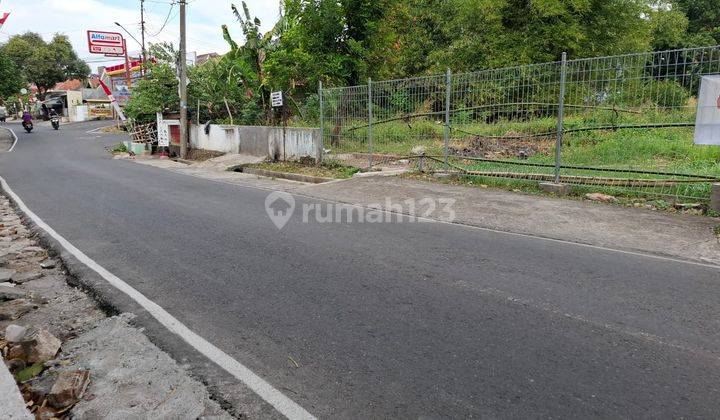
[675,0,720,44]
[0,50,24,102]
[124,64,178,122]
[0,32,89,100]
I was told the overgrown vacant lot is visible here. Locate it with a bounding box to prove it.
[326,104,720,199]
[334,109,714,166]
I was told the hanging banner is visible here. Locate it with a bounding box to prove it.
[0,12,10,30]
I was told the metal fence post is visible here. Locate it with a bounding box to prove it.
[554,52,567,184]
[367,78,373,169]
[318,80,324,164]
[444,68,451,171]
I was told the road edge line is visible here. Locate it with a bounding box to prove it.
[0,175,317,420]
[0,126,18,153]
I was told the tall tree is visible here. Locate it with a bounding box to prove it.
[416,0,654,72]
[1,33,89,100]
[0,49,24,101]
[673,0,720,45]
[265,0,392,92]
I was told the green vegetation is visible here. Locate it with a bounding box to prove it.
[15,362,44,382]
[245,160,360,179]
[0,50,23,100]
[0,33,89,101]
[111,143,128,153]
[126,0,720,124]
[120,0,719,200]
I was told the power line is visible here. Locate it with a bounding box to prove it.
[147,1,175,37]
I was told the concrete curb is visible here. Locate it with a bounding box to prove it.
[239,167,335,184]
[353,169,409,178]
[0,354,33,419]
[711,183,720,213]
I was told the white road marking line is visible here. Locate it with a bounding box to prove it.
[0,127,18,152]
[85,125,117,134]
[0,176,317,420]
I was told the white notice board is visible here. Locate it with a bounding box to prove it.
[695,75,720,145]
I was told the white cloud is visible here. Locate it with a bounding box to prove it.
[0,0,280,73]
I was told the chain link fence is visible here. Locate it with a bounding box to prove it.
[319,45,720,200]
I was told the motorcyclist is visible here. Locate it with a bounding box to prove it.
[21,110,32,127]
[49,108,60,130]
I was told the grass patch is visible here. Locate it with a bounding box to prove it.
[245,160,360,179]
[110,142,127,153]
[15,362,44,382]
[404,169,715,216]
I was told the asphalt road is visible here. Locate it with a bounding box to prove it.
[2,121,720,418]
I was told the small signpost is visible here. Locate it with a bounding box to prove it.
[271,91,284,108]
[157,125,170,147]
[87,30,125,55]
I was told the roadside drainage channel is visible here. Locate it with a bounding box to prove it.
[234,165,335,184]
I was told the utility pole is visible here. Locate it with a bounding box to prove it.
[179,0,188,159]
[140,0,147,78]
[123,38,132,90]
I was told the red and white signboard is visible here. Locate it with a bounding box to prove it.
[0,12,10,30]
[87,30,125,55]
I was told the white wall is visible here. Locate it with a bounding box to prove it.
[190,124,240,154]
[190,124,321,161]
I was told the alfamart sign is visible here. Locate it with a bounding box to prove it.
[87,30,125,55]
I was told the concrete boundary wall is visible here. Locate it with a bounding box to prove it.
[190,124,321,161]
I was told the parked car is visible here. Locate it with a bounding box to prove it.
[0,106,7,122]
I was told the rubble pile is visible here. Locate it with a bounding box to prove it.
[0,195,100,418]
[0,194,231,419]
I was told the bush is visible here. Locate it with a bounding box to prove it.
[647,79,690,108]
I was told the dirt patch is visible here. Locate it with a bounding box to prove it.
[187,148,225,162]
[449,133,554,159]
[245,160,360,179]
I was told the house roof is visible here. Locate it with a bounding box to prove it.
[196,52,220,65]
[53,79,83,91]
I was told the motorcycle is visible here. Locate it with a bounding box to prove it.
[50,116,60,130]
[22,120,33,133]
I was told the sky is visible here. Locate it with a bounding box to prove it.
[0,0,281,73]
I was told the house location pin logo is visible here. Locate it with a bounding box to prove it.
[265,191,295,230]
